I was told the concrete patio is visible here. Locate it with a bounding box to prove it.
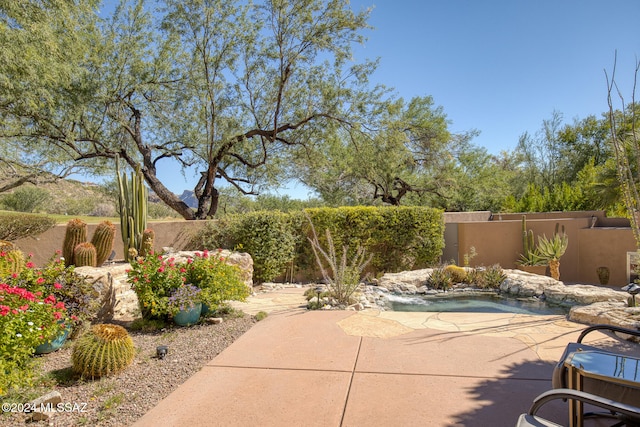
[133,288,636,427]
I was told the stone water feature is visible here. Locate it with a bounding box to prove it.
[74,249,254,321]
[368,268,640,329]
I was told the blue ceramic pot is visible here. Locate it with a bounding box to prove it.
[35,322,72,354]
[173,303,202,326]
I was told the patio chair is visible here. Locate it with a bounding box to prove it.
[552,324,640,408]
[516,388,640,427]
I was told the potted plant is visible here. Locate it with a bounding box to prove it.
[168,284,202,326]
[537,223,569,281]
[517,216,549,276]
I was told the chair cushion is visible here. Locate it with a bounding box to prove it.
[516,414,563,427]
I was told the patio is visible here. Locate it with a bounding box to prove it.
[132,288,637,426]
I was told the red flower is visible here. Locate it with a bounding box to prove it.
[36,277,45,285]
[44,295,56,304]
[25,261,35,269]
[19,304,29,311]
[53,282,62,289]
[158,267,165,273]
[0,305,10,316]
[53,311,63,320]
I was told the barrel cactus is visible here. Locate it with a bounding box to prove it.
[0,249,24,278]
[444,264,467,283]
[71,324,136,379]
[91,221,116,266]
[73,242,97,267]
[0,240,14,252]
[63,219,88,267]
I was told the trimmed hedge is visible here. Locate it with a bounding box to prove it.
[0,212,57,241]
[190,206,444,283]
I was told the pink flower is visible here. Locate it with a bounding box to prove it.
[0,305,10,316]
[19,304,29,311]
[36,277,45,285]
[158,267,165,273]
[25,261,35,269]
[53,311,63,320]
[55,301,65,310]
[53,283,62,289]
[71,315,78,321]
[44,295,56,304]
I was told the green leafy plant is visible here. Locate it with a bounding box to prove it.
[186,250,250,312]
[537,223,568,280]
[474,265,507,289]
[0,282,68,395]
[306,215,372,305]
[428,266,453,290]
[71,324,136,379]
[255,311,268,321]
[0,186,49,213]
[127,253,186,320]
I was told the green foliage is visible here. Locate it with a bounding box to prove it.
[0,212,56,241]
[428,267,453,290]
[537,223,568,261]
[127,254,186,320]
[301,206,444,274]
[443,265,467,283]
[63,218,88,267]
[71,324,136,379]
[472,265,507,289]
[0,280,68,395]
[186,250,250,312]
[0,187,49,213]
[306,214,372,305]
[91,221,116,266]
[192,212,297,284]
[254,311,268,321]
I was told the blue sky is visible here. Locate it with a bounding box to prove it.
[347,0,640,155]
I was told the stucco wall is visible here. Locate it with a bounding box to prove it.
[14,220,209,266]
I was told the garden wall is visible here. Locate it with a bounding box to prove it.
[14,210,638,287]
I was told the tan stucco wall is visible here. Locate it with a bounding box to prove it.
[14,220,210,266]
[11,212,639,287]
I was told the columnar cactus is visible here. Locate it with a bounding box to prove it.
[63,219,88,267]
[116,159,148,261]
[71,324,136,379]
[73,242,97,268]
[91,221,116,266]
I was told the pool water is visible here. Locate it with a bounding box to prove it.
[386,293,569,316]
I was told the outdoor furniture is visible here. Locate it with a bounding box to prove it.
[551,324,640,426]
[516,388,640,427]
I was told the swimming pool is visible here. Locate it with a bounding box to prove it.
[384,292,569,315]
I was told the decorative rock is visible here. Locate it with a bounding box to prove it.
[348,303,364,311]
[26,391,63,422]
[569,302,640,330]
[206,317,224,325]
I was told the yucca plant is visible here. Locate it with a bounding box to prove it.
[537,223,568,280]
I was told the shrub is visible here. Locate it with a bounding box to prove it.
[301,206,444,275]
[0,212,56,241]
[4,252,101,329]
[0,282,68,394]
[444,265,467,283]
[428,267,452,290]
[0,187,49,213]
[127,254,186,320]
[190,212,297,283]
[474,265,507,289]
[186,250,250,312]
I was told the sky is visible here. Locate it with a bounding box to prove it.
[346,0,640,155]
[103,0,640,198]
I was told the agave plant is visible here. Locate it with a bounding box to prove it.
[537,223,568,280]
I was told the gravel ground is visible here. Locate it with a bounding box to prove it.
[1,315,255,427]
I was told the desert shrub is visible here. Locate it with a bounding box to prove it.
[186,250,250,312]
[148,202,180,219]
[90,203,117,217]
[0,187,49,213]
[0,212,56,241]
[428,266,453,290]
[474,265,507,289]
[444,265,467,283]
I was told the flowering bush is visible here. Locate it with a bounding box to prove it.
[3,252,100,328]
[127,253,186,320]
[186,250,250,312]
[0,282,67,394]
[128,250,249,320]
[168,283,202,314]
